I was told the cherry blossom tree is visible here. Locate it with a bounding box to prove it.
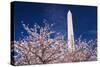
[11,20,97,65]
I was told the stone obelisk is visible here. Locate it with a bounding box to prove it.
[67,10,75,53]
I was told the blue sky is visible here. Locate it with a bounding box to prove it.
[12,1,97,41]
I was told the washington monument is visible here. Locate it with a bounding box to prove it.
[67,10,75,52]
